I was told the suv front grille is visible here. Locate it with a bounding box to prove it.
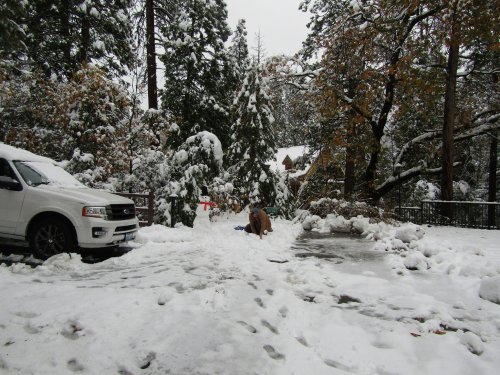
[106,204,136,221]
[114,224,137,233]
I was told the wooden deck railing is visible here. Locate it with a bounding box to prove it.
[115,191,154,227]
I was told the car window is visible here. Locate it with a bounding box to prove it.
[0,158,15,179]
[13,161,84,188]
[13,161,48,186]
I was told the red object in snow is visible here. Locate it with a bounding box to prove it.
[199,201,216,211]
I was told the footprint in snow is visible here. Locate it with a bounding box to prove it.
[67,358,84,372]
[138,351,156,370]
[157,290,174,305]
[237,321,258,333]
[248,282,258,290]
[266,289,274,296]
[261,320,279,334]
[279,307,288,318]
[296,336,309,347]
[263,345,285,360]
[14,311,39,319]
[117,366,134,375]
[24,323,40,335]
[61,320,84,340]
[254,297,265,308]
[324,359,357,372]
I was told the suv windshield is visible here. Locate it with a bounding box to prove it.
[13,161,84,188]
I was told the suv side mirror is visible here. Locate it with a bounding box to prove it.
[0,176,23,191]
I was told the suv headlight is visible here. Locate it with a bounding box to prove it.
[82,206,107,219]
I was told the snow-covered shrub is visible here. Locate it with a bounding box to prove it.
[126,148,168,193]
[0,68,65,159]
[156,131,223,227]
[407,179,440,205]
[408,179,479,205]
[62,148,107,188]
[307,198,383,221]
[301,215,322,231]
[1,65,132,187]
[297,166,342,205]
[209,176,241,219]
[61,66,130,185]
[453,180,480,201]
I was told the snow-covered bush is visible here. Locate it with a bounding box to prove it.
[0,68,65,159]
[62,148,107,188]
[125,148,168,193]
[209,176,241,219]
[307,198,383,221]
[297,166,342,205]
[156,131,223,227]
[1,65,132,188]
[407,179,440,205]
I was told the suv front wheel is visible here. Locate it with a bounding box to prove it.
[29,218,76,259]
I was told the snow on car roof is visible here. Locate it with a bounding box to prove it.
[0,142,56,163]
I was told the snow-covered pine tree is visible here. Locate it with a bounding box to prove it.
[23,0,134,79]
[113,107,170,193]
[227,62,291,212]
[159,0,233,150]
[0,0,26,60]
[59,66,131,187]
[155,131,223,227]
[227,19,250,91]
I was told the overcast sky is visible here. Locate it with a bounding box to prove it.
[225,0,310,57]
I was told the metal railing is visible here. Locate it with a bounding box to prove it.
[395,200,500,229]
[114,191,154,227]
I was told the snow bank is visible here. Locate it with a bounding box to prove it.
[300,208,500,307]
[479,276,500,304]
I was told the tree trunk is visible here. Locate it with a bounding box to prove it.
[146,0,158,110]
[441,2,460,213]
[80,16,90,67]
[488,131,498,227]
[60,0,71,77]
[344,121,356,200]
[344,80,357,200]
[364,58,398,203]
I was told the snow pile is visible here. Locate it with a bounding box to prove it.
[301,213,387,235]
[301,208,500,308]
[479,276,500,304]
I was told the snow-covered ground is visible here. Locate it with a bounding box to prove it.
[1,212,500,375]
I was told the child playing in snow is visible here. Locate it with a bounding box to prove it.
[245,207,273,239]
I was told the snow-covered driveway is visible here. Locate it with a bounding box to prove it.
[1,215,500,375]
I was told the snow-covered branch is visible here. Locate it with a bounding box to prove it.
[395,114,500,166]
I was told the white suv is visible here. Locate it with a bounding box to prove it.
[0,143,139,258]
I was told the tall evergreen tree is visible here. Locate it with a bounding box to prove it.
[159,0,232,150]
[227,63,286,209]
[22,0,134,79]
[227,19,250,88]
[0,0,26,61]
